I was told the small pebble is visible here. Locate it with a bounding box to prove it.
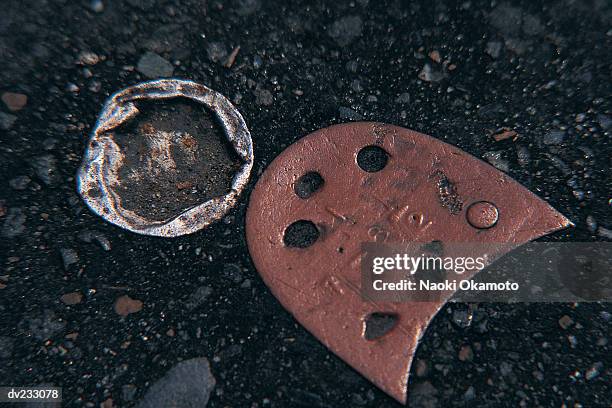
[1,92,28,111]
[418,64,445,82]
[516,145,530,167]
[0,112,18,130]
[77,230,111,251]
[585,362,603,380]
[492,128,517,142]
[395,92,410,104]
[88,80,102,93]
[89,0,104,13]
[135,358,215,407]
[137,52,174,78]
[224,46,240,68]
[597,227,612,240]
[464,386,475,400]
[122,385,137,402]
[328,16,363,46]
[351,79,363,92]
[345,60,358,73]
[415,359,429,377]
[428,50,441,63]
[60,248,79,270]
[61,292,83,305]
[458,345,474,362]
[206,42,227,63]
[485,41,503,58]
[575,113,586,123]
[500,361,513,376]
[558,315,574,330]
[254,88,273,106]
[114,295,143,316]
[452,309,472,328]
[77,51,100,66]
[9,175,31,190]
[185,286,212,311]
[483,151,510,173]
[66,83,80,93]
[338,106,364,121]
[1,208,26,238]
[585,215,598,233]
[30,155,58,186]
[543,130,565,145]
[26,310,66,341]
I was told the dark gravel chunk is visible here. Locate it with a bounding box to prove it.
[522,14,544,36]
[9,175,31,190]
[77,230,111,251]
[30,155,58,186]
[543,130,566,145]
[137,52,174,78]
[136,358,216,408]
[395,92,411,104]
[483,151,510,173]
[408,381,438,408]
[338,106,363,120]
[2,208,26,238]
[222,263,243,283]
[185,286,213,311]
[418,64,446,82]
[0,111,17,130]
[206,42,227,63]
[488,3,522,36]
[26,310,66,341]
[254,88,273,106]
[60,248,79,270]
[485,41,503,58]
[328,16,363,46]
[598,227,612,240]
[122,384,137,402]
[597,114,611,130]
[516,145,531,167]
[586,215,598,233]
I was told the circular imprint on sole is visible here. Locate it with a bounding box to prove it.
[77,79,253,237]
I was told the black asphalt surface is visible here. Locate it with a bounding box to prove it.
[0,1,610,407]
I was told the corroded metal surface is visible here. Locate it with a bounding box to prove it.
[245,122,571,403]
[77,79,253,237]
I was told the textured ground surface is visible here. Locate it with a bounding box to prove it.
[111,99,241,222]
[0,0,610,407]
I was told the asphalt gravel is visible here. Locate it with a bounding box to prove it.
[0,0,610,407]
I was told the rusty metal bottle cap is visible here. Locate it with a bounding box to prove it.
[77,79,253,237]
[245,122,571,403]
